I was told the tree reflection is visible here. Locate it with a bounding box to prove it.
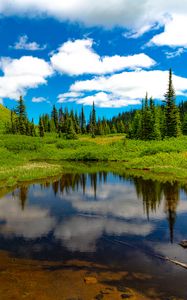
[14,171,185,243]
[162,182,179,243]
[19,185,29,210]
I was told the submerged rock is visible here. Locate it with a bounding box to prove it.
[179,240,187,248]
[84,276,98,284]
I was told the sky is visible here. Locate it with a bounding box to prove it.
[0,0,187,121]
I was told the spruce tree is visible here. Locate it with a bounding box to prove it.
[39,117,45,137]
[51,105,58,131]
[141,93,153,140]
[80,106,87,134]
[16,96,27,135]
[164,69,181,137]
[90,102,97,138]
[66,118,77,139]
[131,110,142,139]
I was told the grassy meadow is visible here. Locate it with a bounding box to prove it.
[1,133,187,187]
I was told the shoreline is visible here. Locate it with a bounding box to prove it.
[1,134,187,188]
[1,159,187,191]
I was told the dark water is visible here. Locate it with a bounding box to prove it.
[0,171,187,298]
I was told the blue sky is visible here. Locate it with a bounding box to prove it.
[0,1,187,121]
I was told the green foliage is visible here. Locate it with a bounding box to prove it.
[4,136,41,151]
[2,134,187,186]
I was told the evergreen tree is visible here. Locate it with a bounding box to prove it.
[80,106,87,134]
[66,118,77,139]
[164,69,181,137]
[39,117,45,137]
[16,96,27,135]
[152,106,161,140]
[111,124,117,134]
[90,102,97,137]
[131,110,142,139]
[30,118,36,136]
[141,93,153,140]
[51,105,58,131]
[117,120,125,133]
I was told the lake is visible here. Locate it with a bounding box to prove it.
[0,170,187,299]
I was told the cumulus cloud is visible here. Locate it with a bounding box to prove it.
[165,48,185,59]
[50,39,156,76]
[32,97,50,103]
[150,14,187,48]
[0,0,187,43]
[57,91,83,103]
[69,70,187,107]
[55,216,154,252]
[0,56,53,99]
[0,195,56,239]
[11,35,47,51]
[70,92,140,108]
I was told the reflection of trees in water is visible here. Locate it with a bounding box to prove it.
[19,185,29,210]
[133,178,180,243]
[54,172,108,199]
[133,178,163,220]
[162,182,179,243]
[14,171,185,242]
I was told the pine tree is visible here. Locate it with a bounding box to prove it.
[66,118,77,139]
[80,106,87,134]
[131,110,142,139]
[164,69,181,137]
[16,96,27,135]
[90,102,97,138]
[117,120,125,133]
[39,117,45,137]
[141,93,153,140]
[74,111,81,134]
[152,106,161,140]
[111,124,117,134]
[51,105,58,131]
[30,118,36,136]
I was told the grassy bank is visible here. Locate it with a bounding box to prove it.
[1,133,187,186]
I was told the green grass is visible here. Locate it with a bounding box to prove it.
[1,133,187,186]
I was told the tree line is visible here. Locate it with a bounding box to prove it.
[5,69,187,139]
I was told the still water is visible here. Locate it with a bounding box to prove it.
[0,171,187,299]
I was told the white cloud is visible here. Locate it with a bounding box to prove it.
[12,35,47,51]
[165,48,185,59]
[69,70,187,107]
[0,0,160,31]
[32,97,49,103]
[150,14,187,48]
[0,1,187,39]
[0,0,187,52]
[55,216,154,252]
[57,91,83,103]
[51,39,156,76]
[0,1,186,49]
[0,56,53,99]
[0,195,56,239]
[73,92,140,108]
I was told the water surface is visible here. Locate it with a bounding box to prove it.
[0,171,187,299]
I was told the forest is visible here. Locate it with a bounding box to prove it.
[4,69,187,140]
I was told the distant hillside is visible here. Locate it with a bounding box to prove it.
[0,104,10,133]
